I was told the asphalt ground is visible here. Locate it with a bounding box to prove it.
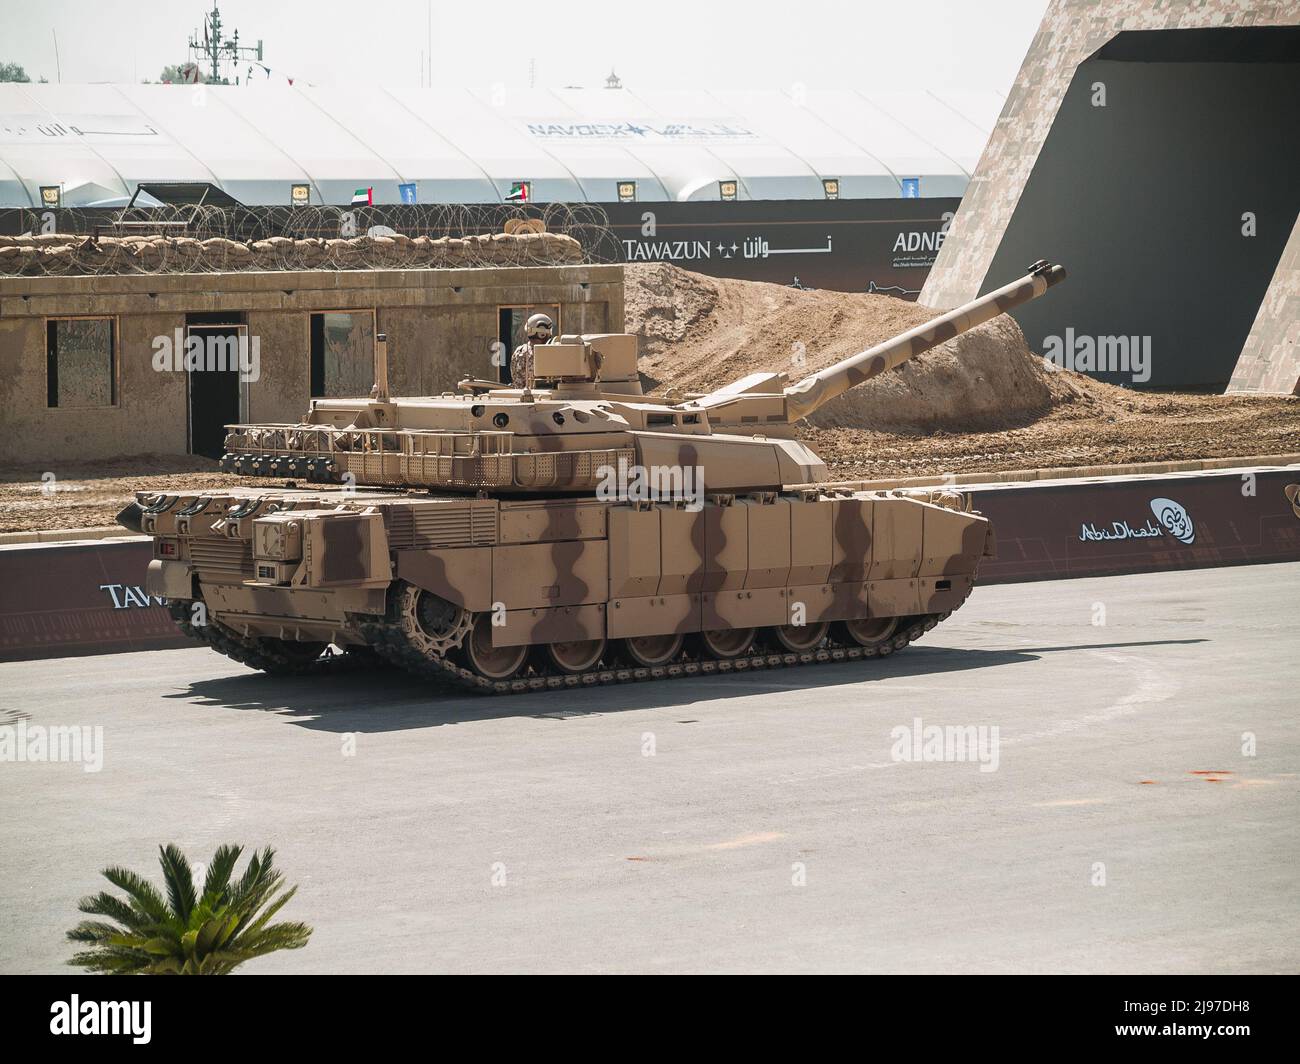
[1,563,1296,973]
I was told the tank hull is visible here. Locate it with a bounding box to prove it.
[140,484,990,691]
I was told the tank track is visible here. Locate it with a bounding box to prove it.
[167,601,342,676]
[171,591,968,695]
[353,610,953,696]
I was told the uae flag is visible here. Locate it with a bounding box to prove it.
[506,181,530,203]
[351,187,372,206]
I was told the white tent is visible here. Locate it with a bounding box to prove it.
[0,83,1002,207]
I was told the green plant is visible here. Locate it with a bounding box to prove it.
[67,844,312,974]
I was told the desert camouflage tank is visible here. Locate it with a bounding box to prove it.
[122,260,1066,693]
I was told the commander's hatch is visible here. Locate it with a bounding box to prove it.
[538,334,644,396]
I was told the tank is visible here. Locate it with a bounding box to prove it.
[122,260,1066,693]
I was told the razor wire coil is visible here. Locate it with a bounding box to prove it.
[0,202,618,276]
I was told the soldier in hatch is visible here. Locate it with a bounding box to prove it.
[510,313,554,389]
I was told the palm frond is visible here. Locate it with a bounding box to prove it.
[238,883,298,939]
[228,849,287,936]
[202,843,243,903]
[229,846,273,906]
[235,921,312,953]
[100,865,169,923]
[75,890,152,930]
[158,844,198,922]
[67,920,132,944]
[67,949,148,973]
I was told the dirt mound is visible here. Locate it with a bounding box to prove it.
[625,262,1095,433]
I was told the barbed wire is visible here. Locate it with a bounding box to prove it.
[0,203,619,276]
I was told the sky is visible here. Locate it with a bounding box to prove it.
[1,0,1050,94]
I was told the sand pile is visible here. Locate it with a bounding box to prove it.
[625,262,1094,433]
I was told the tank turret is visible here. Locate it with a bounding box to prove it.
[217,261,1065,495]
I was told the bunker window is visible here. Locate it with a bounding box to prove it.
[310,310,375,398]
[46,318,117,408]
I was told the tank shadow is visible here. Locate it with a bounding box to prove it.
[163,637,1205,734]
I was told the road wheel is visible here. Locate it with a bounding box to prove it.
[834,616,900,648]
[695,627,756,660]
[770,621,829,652]
[617,633,684,668]
[541,637,607,674]
[458,613,529,681]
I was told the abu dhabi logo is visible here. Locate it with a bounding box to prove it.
[1284,484,1300,520]
[1079,496,1196,546]
[1149,497,1195,545]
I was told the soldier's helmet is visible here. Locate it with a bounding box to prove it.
[525,313,554,342]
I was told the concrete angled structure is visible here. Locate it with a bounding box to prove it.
[920,0,1300,394]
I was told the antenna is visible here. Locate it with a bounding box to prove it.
[371,333,390,402]
[187,2,266,84]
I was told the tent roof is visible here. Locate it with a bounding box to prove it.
[0,83,1002,207]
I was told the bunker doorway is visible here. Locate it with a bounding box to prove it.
[185,313,249,459]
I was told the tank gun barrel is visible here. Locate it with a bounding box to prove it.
[780,260,1065,422]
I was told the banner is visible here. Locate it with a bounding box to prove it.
[973,468,1300,583]
[602,198,958,295]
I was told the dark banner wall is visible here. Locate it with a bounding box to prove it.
[601,199,958,295]
[0,541,187,661]
[3,468,1297,662]
[984,29,1300,390]
[973,468,1300,584]
[0,199,957,297]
